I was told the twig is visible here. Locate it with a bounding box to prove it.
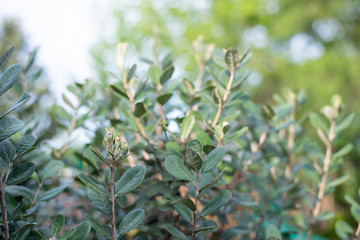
[0,170,10,240]
[192,173,201,240]
[110,162,116,240]
[353,223,360,240]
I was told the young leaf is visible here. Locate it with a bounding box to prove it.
[68,221,91,240]
[79,173,110,198]
[0,93,31,120]
[165,155,193,182]
[0,63,22,96]
[185,148,202,172]
[0,47,15,68]
[118,209,145,235]
[200,190,232,216]
[51,215,65,238]
[0,140,14,163]
[89,146,109,166]
[160,65,174,85]
[200,147,226,174]
[225,48,240,71]
[115,165,146,195]
[157,93,173,105]
[265,224,281,240]
[0,116,24,142]
[41,160,64,181]
[134,102,146,117]
[6,162,36,185]
[16,135,36,157]
[180,114,195,142]
[127,64,137,81]
[165,225,188,240]
[38,184,67,201]
[83,213,110,237]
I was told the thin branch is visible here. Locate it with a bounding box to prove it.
[353,223,360,240]
[110,163,116,240]
[0,170,10,240]
[192,173,201,240]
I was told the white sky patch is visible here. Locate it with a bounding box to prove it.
[289,33,325,63]
[0,0,112,100]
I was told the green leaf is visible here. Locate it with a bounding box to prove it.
[335,220,353,239]
[200,147,226,174]
[0,47,15,68]
[41,160,64,181]
[68,221,91,240]
[165,225,188,240]
[335,113,354,133]
[38,184,67,201]
[351,204,360,222]
[160,65,174,85]
[170,197,196,211]
[199,170,224,193]
[6,162,36,185]
[16,135,36,156]
[157,93,173,105]
[134,77,148,100]
[105,70,121,81]
[333,144,353,159]
[200,190,232,216]
[0,93,31,120]
[79,173,110,198]
[8,200,24,221]
[89,146,109,166]
[165,155,193,182]
[265,224,281,240]
[203,145,216,155]
[225,48,240,71]
[127,64,137,81]
[213,56,228,69]
[326,175,349,189]
[134,102,146,117]
[87,190,111,218]
[195,131,212,146]
[83,213,110,237]
[82,148,99,169]
[187,139,202,156]
[118,209,145,235]
[148,65,162,85]
[196,221,217,236]
[115,165,146,195]
[110,84,129,99]
[180,114,196,142]
[223,126,248,144]
[309,113,328,133]
[51,215,65,238]
[5,186,33,199]
[0,140,14,163]
[173,204,193,223]
[62,93,75,110]
[185,148,202,172]
[0,63,22,96]
[316,211,334,222]
[0,116,24,142]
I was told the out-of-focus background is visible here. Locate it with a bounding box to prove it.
[1,0,359,214]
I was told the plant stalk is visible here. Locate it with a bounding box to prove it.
[192,174,201,240]
[110,163,116,240]
[354,223,360,240]
[306,119,336,240]
[0,170,10,240]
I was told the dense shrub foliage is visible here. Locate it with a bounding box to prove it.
[0,40,358,240]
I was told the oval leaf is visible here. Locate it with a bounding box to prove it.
[118,209,145,235]
[0,47,15,68]
[134,102,146,118]
[38,184,67,201]
[165,225,188,240]
[0,93,31,120]
[0,63,22,96]
[84,213,110,237]
[68,221,91,240]
[16,135,36,156]
[0,140,14,163]
[157,93,173,105]
[165,155,193,182]
[51,214,65,238]
[174,204,193,223]
[115,165,146,195]
[200,147,226,174]
[160,65,174,85]
[200,190,232,216]
[41,160,64,181]
[79,173,110,198]
[185,148,202,172]
[6,162,36,185]
[180,114,195,142]
[0,116,24,142]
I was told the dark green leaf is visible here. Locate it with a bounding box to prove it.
[225,48,240,71]
[127,64,137,81]
[89,146,109,166]
[203,145,216,155]
[187,139,202,156]
[0,93,31,120]
[41,160,64,181]
[316,211,334,222]
[0,140,14,163]
[51,215,65,238]
[134,102,146,117]
[6,162,35,185]
[196,221,217,236]
[84,213,110,237]
[157,93,173,105]
[185,148,202,172]
[110,85,129,99]
[200,147,226,173]
[87,190,111,218]
[134,77,148,100]
[79,173,110,198]
[0,116,24,142]
[118,209,145,235]
[16,135,36,156]
[160,65,174,85]
[165,155,193,182]
[170,197,196,211]
[200,190,232,216]
[335,220,353,239]
[83,148,99,169]
[0,47,15,68]
[115,165,146,195]
[5,186,33,199]
[165,225,188,240]
[199,170,224,193]
[173,204,193,223]
[38,184,67,201]
[0,63,22,96]
[68,221,91,240]
[8,200,24,221]
[333,144,353,159]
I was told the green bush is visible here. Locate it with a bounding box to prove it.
[0,40,357,240]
